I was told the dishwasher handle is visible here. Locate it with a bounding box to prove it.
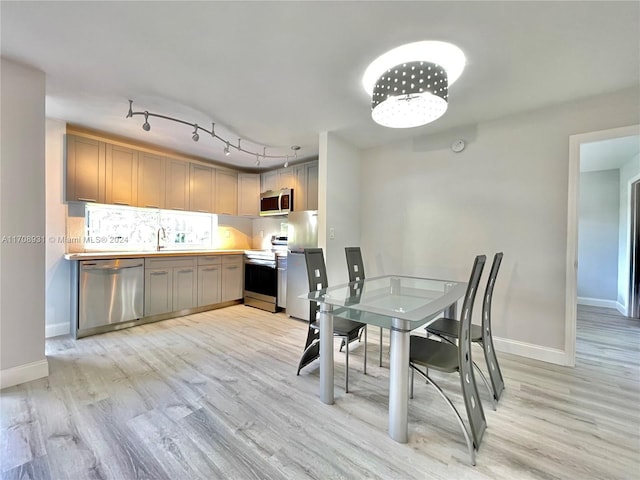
[82,263,144,271]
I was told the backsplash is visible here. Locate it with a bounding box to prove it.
[65,204,273,252]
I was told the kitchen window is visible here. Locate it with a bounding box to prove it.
[85,204,218,251]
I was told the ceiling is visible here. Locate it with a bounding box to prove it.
[581,135,640,173]
[2,1,639,171]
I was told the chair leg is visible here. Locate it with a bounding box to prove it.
[412,365,476,466]
[344,335,349,393]
[410,365,414,399]
[363,326,367,375]
[473,362,496,410]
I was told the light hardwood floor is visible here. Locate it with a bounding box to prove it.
[1,305,639,479]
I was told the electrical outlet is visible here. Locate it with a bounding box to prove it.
[329,227,335,240]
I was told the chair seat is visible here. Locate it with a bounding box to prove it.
[427,317,482,342]
[410,336,459,373]
[311,316,366,338]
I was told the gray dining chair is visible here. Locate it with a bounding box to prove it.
[296,248,367,393]
[426,252,505,406]
[409,254,487,466]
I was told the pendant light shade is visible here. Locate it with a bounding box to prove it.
[363,41,465,129]
[371,61,448,129]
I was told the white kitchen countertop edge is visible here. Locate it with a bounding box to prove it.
[64,250,246,261]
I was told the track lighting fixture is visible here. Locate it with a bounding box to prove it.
[126,100,301,163]
[142,112,150,131]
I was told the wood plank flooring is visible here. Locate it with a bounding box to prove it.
[1,305,639,479]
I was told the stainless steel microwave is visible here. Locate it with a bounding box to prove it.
[260,188,293,216]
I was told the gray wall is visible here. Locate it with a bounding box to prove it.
[0,58,48,387]
[326,86,640,364]
[578,170,620,301]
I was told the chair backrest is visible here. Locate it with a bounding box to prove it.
[482,252,505,399]
[458,254,487,449]
[305,248,328,291]
[345,247,366,282]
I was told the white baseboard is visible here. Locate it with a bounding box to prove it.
[1,359,49,390]
[577,297,619,309]
[616,302,627,316]
[493,337,570,366]
[46,321,70,338]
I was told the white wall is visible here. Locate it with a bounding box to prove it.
[0,58,48,388]
[349,86,639,364]
[319,132,361,285]
[577,169,619,304]
[618,153,640,312]
[45,119,70,337]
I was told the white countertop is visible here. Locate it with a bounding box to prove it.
[64,249,246,261]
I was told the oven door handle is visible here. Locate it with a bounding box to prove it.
[278,191,283,214]
[245,259,277,267]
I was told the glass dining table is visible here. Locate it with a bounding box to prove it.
[301,274,467,443]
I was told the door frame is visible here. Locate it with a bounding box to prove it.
[566,124,640,366]
[630,178,640,318]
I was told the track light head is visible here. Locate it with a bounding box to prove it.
[224,145,231,156]
[142,112,151,131]
[192,125,199,142]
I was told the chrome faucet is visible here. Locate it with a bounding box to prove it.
[156,227,166,251]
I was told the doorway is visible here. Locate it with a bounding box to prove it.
[630,180,640,318]
[566,124,640,367]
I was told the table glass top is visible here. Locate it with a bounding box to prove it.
[301,275,467,324]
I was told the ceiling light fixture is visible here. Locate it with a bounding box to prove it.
[362,41,465,128]
[126,100,300,162]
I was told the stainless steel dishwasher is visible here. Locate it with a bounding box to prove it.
[79,258,144,332]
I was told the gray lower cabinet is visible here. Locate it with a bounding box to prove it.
[197,256,222,306]
[221,255,243,302]
[144,257,197,316]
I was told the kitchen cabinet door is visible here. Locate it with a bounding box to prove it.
[165,158,190,211]
[173,266,197,310]
[261,170,278,192]
[215,169,238,215]
[138,152,166,209]
[221,256,243,302]
[144,268,173,316]
[237,173,260,216]
[198,264,221,306]
[106,144,138,206]
[277,167,294,190]
[306,162,319,210]
[190,163,215,213]
[293,164,307,211]
[66,134,106,203]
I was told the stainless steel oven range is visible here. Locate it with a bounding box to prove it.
[244,235,287,313]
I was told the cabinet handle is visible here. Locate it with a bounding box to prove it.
[177,269,193,273]
[202,267,219,272]
[114,202,130,206]
[77,197,97,202]
[197,210,208,213]
[150,270,169,275]
[226,266,239,270]
[145,205,159,209]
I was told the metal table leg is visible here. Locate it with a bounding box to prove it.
[319,302,334,405]
[388,317,411,443]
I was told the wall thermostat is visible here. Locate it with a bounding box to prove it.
[451,139,465,153]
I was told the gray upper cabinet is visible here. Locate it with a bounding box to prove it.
[215,169,238,215]
[137,152,166,209]
[261,160,318,212]
[165,159,190,211]
[261,170,278,192]
[237,173,260,216]
[306,163,319,210]
[189,163,215,213]
[106,144,138,206]
[66,134,106,203]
